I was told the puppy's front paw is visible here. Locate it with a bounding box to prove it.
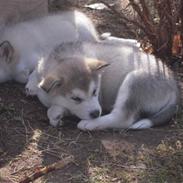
[25,86,36,96]
[49,116,64,127]
[77,120,97,131]
[25,81,38,96]
[47,106,65,127]
[49,119,59,127]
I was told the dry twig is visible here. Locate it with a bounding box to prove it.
[101,0,182,61]
[19,155,74,183]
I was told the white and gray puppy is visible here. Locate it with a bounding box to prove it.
[26,41,179,130]
[0,10,98,83]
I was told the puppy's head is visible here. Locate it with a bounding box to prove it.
[39,56,109,120]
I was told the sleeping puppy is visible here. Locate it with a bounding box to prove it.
[26,41,179,130]
[0,10,98,83]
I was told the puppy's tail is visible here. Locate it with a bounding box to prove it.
[130,95,179,129]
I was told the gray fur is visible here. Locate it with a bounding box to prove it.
[27,40,179,129]
[52,41,179,129]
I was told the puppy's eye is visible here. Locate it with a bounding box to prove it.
[71,96,83,103]
[92,89,97,96]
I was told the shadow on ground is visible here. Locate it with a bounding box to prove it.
[0,83,182,183]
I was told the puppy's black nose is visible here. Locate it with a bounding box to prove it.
[90,110,100,119]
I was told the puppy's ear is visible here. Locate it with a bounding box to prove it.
[39,76,64,93]
[0,41,14,63]
[86,58,110,72]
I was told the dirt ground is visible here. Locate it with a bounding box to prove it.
[0,1,183,183]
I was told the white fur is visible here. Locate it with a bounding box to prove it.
[52,81,102,120]
[77,76,136,130]
[0,11,98,83]
[101,32,140,47]
[27,41,177,130]
[25,70,39,96]
[78,112,130,131]
[129,119,153,129]
[78,113,117,130]
[26,75,102,126]
[47,105,66,127]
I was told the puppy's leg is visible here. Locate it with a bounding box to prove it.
[25,70,38,96]
[78,69,176,131]
[47,105,67,127]
[78,72,138,130]
[129,119,153,129]
[77,110,134,131]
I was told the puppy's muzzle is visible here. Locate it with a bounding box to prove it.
[90,110,100,119]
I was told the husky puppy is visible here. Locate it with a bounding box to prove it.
[26,41,179,130]
[0,11,98,83]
